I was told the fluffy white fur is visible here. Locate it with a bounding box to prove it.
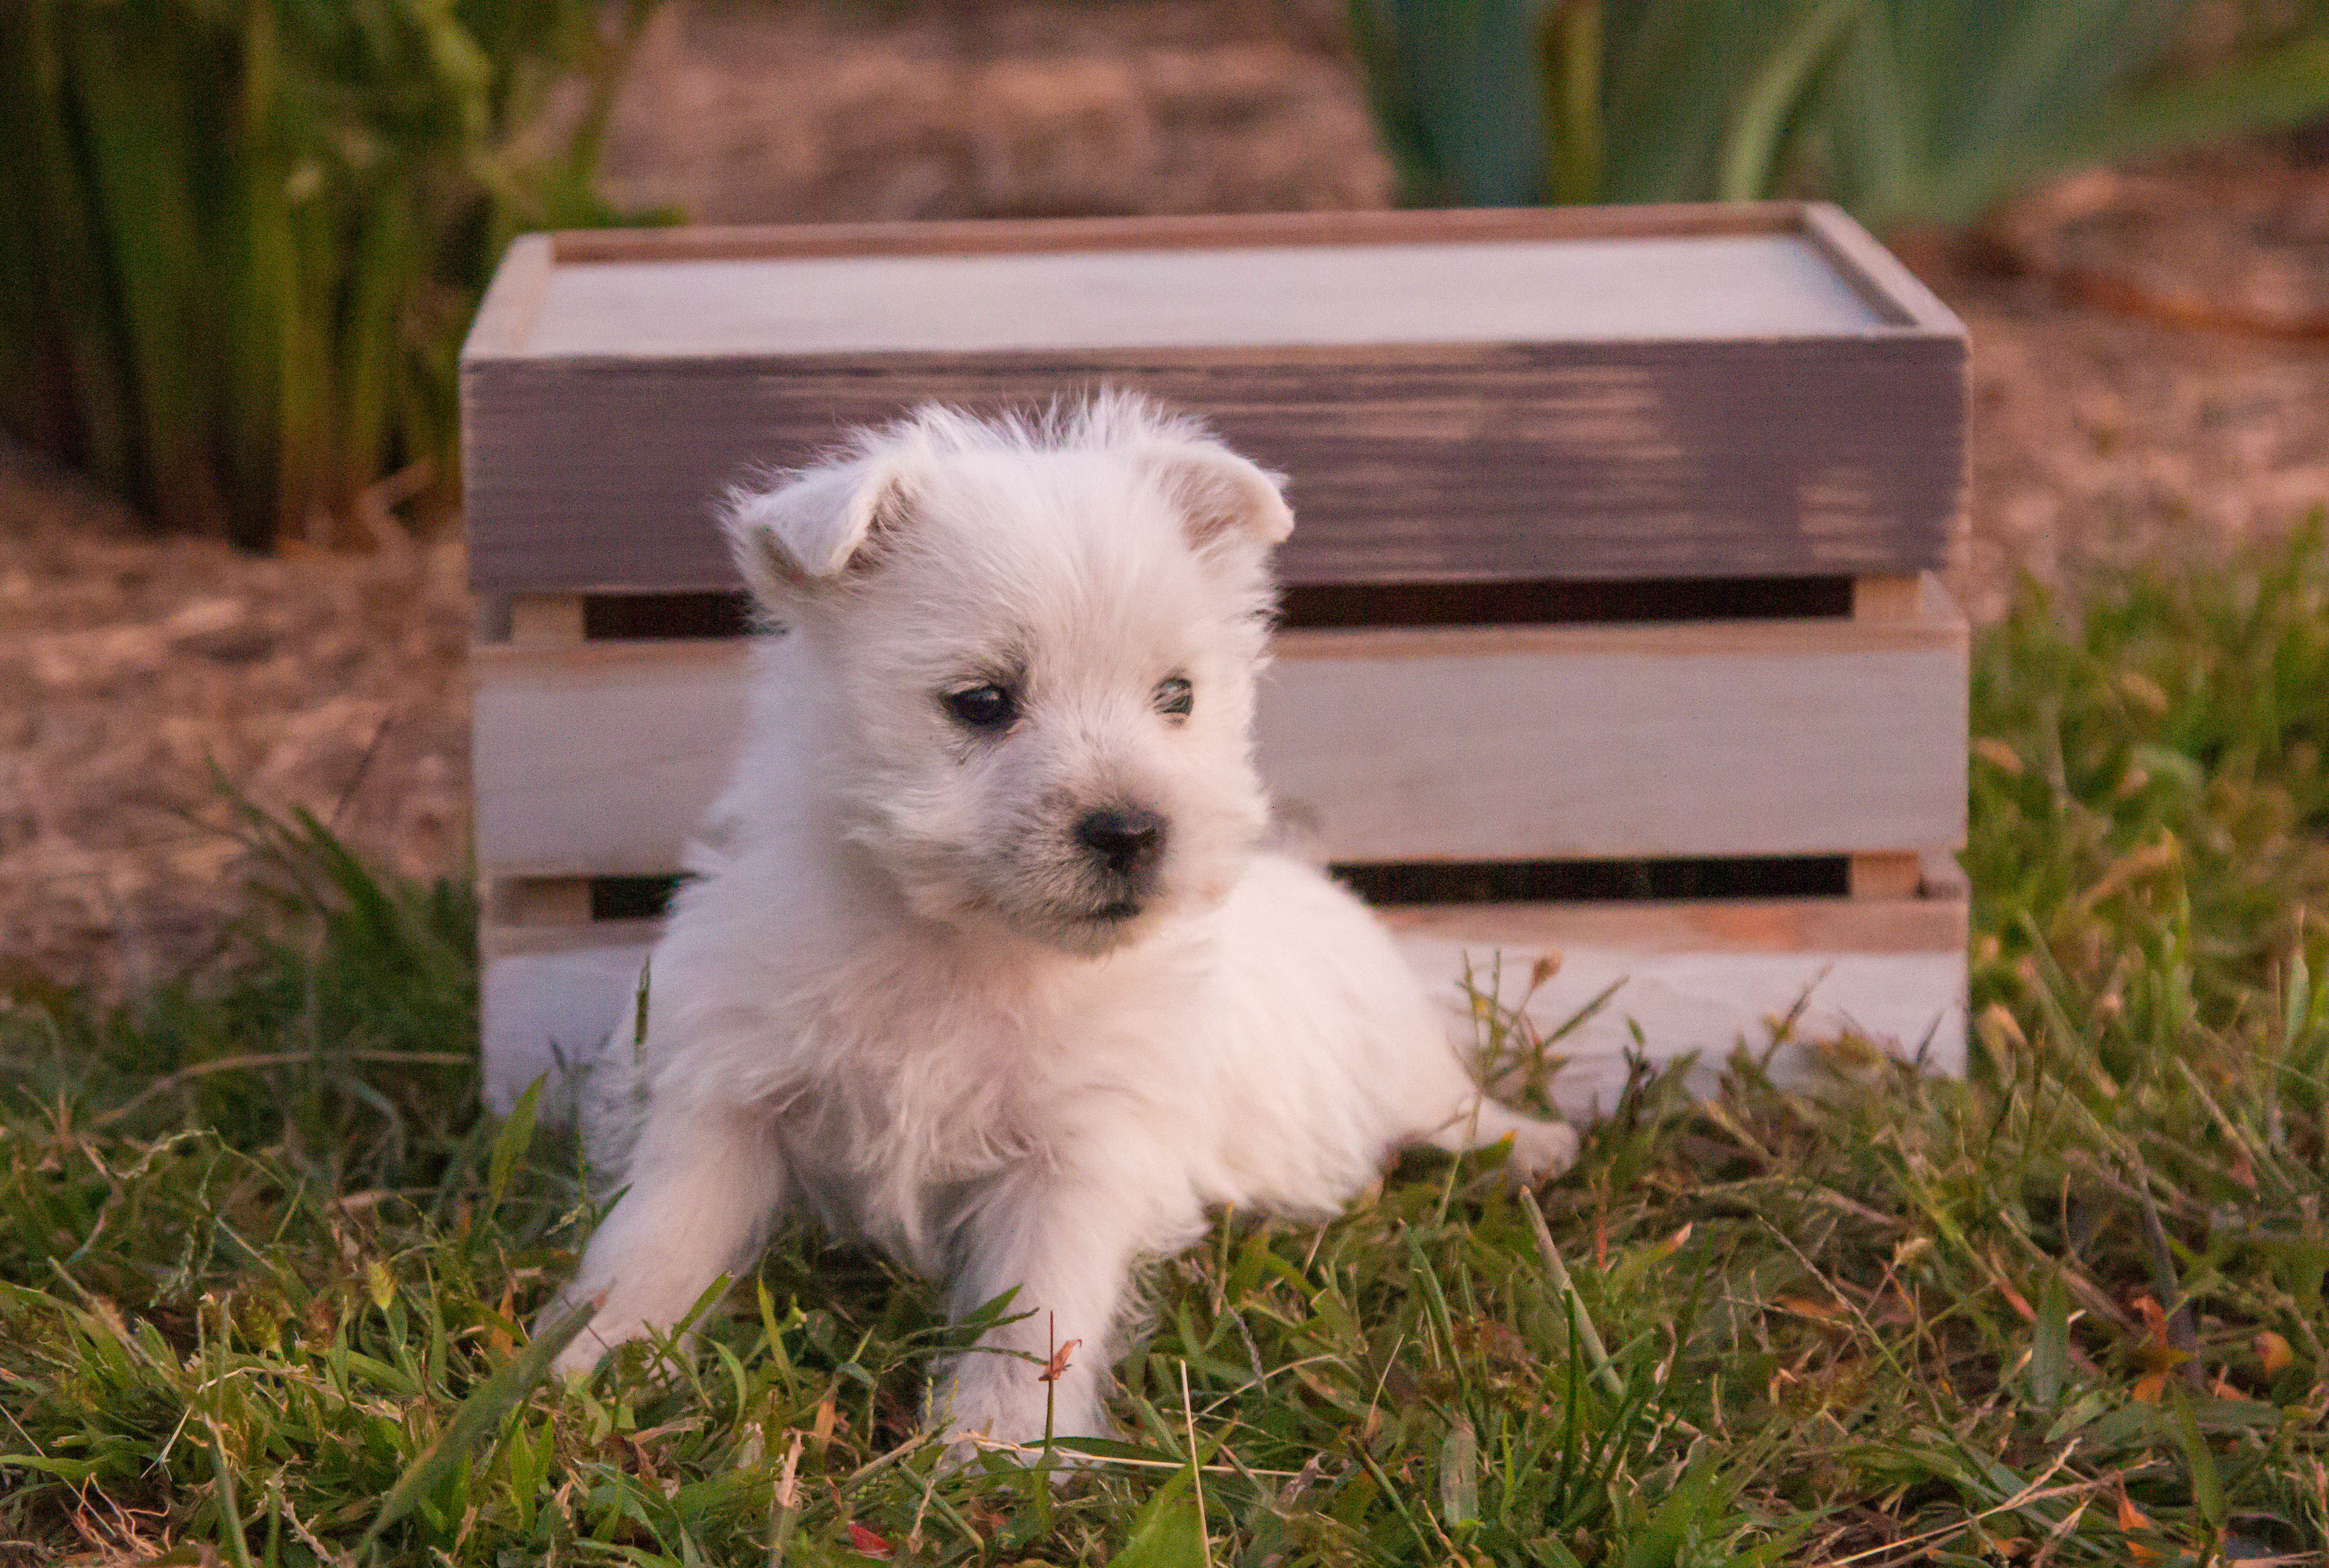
[542,392,1576,1451]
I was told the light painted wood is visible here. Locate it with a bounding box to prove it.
[519,235,1891,361]
[470,582,1967,876]
[546,202,1816,268]
[1379,893,1972,1114]
[1849,852,1924,900]
[484,937,657,1109]
[507,593,585,646]
[1253,581,1968,863]
[1918,848,1970,900]
[463,234,555,358]
[1799,203,1967,334]
[473,638,751,876]
[479,894,1968,1119]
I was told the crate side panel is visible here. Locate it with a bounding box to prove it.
[483,939,654,1114]
[1260,620,1967,862]
[479,898,1965,1118]
[472,641,752,874]
[464,337,1963,595]
[472,612,1965,877]
[1399,924,1966,1118]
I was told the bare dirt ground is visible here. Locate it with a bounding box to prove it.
[7,0,2329,991]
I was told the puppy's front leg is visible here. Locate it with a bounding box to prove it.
[1424,1095,1580,1182]
[546,1101,787,1378]
[934,1167,1172,1453]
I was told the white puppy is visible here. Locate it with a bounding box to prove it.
[544,392,1575,1450]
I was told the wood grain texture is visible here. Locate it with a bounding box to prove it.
[1847,851,1925,900]
[1256,595,1968,862]
[465,336,1965,594]
[479,893,1968,1117]
[463,204,1966,596]
[470,584,1967,876]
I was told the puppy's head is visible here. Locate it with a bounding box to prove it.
[726,392,1290,955]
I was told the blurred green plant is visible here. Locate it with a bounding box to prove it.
[0,0,662,550]
[1350,0,2329,226]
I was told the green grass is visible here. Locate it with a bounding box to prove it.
[5,538,2329,1566]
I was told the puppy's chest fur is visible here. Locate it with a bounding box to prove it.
[756,928,1213,1266]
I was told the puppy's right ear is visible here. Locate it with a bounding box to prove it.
[724,453,915,607]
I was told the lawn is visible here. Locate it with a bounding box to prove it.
[3,537,2326,1567]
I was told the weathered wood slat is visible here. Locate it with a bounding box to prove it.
[465,340,1964,594]
[480,894,1969,1116]
[470,577,1967,876]
[462,204,1966,597]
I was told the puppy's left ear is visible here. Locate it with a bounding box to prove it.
[1134,441,1294,555]
[723,450,917,608]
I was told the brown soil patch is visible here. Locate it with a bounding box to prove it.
[0,440,471,990]
[7,1,2329,991]
[599,0,1390,222]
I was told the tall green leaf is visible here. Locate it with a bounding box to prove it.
[4,0,666,549]
[1349,0,2329,226]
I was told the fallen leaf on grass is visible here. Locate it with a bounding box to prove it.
[1040,1338,1082,1383]
[2117,1491,2159,1564]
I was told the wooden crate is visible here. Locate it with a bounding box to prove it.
[463,202,1971,1119]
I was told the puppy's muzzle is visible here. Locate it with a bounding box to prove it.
[1075,806,1166,886]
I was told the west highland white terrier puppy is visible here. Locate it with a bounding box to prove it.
[543,392,1576,1451]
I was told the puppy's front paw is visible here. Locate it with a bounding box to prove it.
[933,1358,1107,1465]
[1501,1118,1580,1183]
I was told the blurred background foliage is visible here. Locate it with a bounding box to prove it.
[1352,0,2329,222]
[8,0,2329,551]
[0,0,661,551]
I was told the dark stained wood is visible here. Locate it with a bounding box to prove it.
[465,204,1967,599]
[464,334,1965,595]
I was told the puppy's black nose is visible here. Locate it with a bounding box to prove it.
[1076,806,1166,879]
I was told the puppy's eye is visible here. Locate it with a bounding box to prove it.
[942,683,1018,733]
[1154,676,1194,722]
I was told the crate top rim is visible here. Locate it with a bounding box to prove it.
[462,200,1965,367]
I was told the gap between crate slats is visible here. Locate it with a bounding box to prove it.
[479,896,1968,1119]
